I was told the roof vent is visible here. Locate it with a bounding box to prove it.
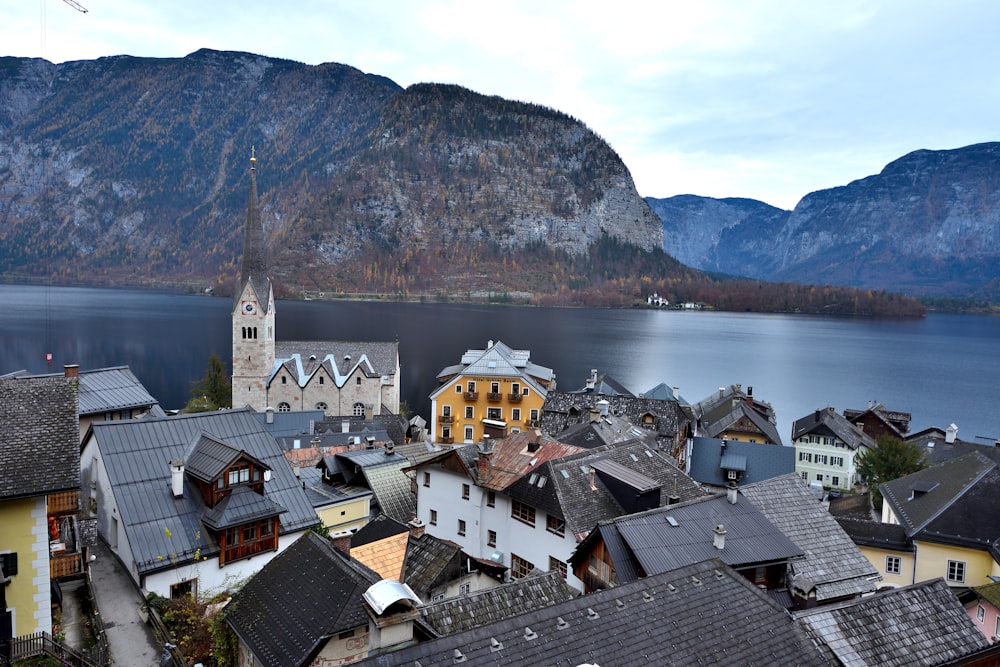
[616,599,626,609]
[666,584,676,594]
[587,608,599,620]
[309,354,316,361]
[691,576,702,586]
[452,648,466,664]
[489,638,503,653]
[345,354,351,361]
[523,627,538,641]
[643,590,655,602]
[556,617,569,630]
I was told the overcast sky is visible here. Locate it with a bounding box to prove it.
[5,0,999,209]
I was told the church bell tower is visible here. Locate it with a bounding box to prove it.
[231,148,275,410]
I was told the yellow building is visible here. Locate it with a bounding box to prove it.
[1,375,80,647]
[429,340,555,445]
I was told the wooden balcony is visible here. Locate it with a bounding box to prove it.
[463,391,479,401]
[48,490,80,515]
[507,393,522,403]
[221,534,278,566]
[50,551,84,579]
[486,392,503,402]
[440,414,455,424]
[441,437,455,445]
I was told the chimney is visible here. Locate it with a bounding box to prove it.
[946,423,958,444]
[385,441,395,456]
[366,435,376,450]
[726,483,738,505]
[293,461,300,478]
[586,369,598,390]
[721,437,728,454]
[597,400,609,417]
[745,386,753,408]
[330,534,352,557]
[408,517,425,539]
[478,447,493,485]
[63,364,79,379]
[589,408,601,423]
[170,458,185,498]
[713,524,727,550]
[309,419,315,434]
[266,407,274,424]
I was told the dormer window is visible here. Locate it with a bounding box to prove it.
[229,466,250,486]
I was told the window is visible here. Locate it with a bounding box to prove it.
[464,426,474,441]
[491,382,500,393]
[511,500,535,526]
[443,405,452,417]
[546,515,565,537]
[242,523,257,542]
[832,476,840,487]
[512,408,521,422]
[465,406,474,419]
[831,456,844,467]
[429,510,438,526]
[356,377,362,385]
[0,552,18,577]
[512,383,521,395]
[315,402,328,411]
[977,604,986,623]
[727,469,738,480]
[459,582,471,595]
[947,559,966,583]
[260,518,274,537]
[885,555,901,575]
[487,530,497,547]
[281,375,287,385]
[170,578,197,599]
[455,384,462,393]
[319,376,324,384]
[277,402,291,412]
[816,474,823,482]
[798,452,811,462]
[511,553,534,579]
[996,616,1000,640]
[815,454,828,465]
[462,484,470,499]
[442,426,451,440]
[225,527,240,545]
[486,491,495,507]
[458,519,466,536]
[487,407,502,420]
[549,556,568,580]
[800,472,808,481]
[467,381,476,392]
[529,409,539,422]
[352,402,365,416]
[423,472,430,487]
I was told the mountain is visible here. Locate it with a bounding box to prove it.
[649,143,1000,300]
[0,50,661,295]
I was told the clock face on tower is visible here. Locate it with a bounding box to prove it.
[242,301,257,315]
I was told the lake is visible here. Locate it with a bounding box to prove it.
[2,284,998,444]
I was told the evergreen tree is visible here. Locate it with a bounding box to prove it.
[856,435,928,510]
[186,353,231,412]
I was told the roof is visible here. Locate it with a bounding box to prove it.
[431,340,553,399]
[235,157,272,311]
[296,467,372,510]
[574,492,803,583]
[794,578,990,666]
[541,390,688,448]
[688,436,796,487]
[355,559,827,667]
[86,408,318,574]
[843,403,911,437]
[740,473,880,601]
[906,428,1000,466]
[569,369,635,396]
[73,366,160,415]
[225,531,379,667]
[640,382,687,404]
[689,385,783,445]
[252,409,326,437]
[420,570,577,636]
[0,375,79,501]
[350,516,410,582]
[474,431,584,491]
[971,581,1000,609]
[329,449,416,524]
[185,433,266,483]
[202,485,287,530]
[880,452,996,538]
[552,412,659,450]
[792,407,875,451]
[834,517,913,552]
[506,441,707,538]
[272,341,398,389]
[402,531,463,597]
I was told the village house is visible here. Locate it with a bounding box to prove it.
[689,384,783,445]
[842,401,912,440]
[429,340,555,445]
[791,406,875,491]
[0,374,81,655]
[80,408,319,599]
[964,581,1000,644]
[686,435,796,490]
[231,153,400,417]
[409,430,705,591]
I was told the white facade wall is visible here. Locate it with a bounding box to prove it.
[416,467,583,591]
[793,435,866,491]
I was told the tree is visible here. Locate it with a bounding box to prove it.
[855,435,928,510]
[185,353,231,412]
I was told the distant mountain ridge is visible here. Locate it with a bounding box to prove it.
[649,143,1000,300]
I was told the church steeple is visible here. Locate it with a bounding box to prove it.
[238,147,270,309]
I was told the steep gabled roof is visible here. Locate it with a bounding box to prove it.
[87,409,318,575]
[235,154,271,312]
[184,433,268,483]
[430,340,554,399]
[332,449,416,524]
[0,375,79,501]
[355,559,827,667]
[272,342,399,388]
[794,578,990,666]
[791,407,875,451]
[402,531,463,597]
[880,452,996,537]
[420,570,577,636]
[225,531,379,667]
[476,431,584,491]
[702,400,784,444]
[740,473,880,601]
[74,366,160,415]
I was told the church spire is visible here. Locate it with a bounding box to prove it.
[238,146,270,307]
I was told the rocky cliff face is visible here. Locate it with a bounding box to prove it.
[649,143,1000,299]
[0,51,661,292]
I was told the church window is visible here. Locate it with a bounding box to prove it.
[252,327,257,339]
[356,377,362,386]
[315,402,328,411]
[319,376,324,385]
[281,376,287,385]
[278,402,291,412]
[353,402,365,416]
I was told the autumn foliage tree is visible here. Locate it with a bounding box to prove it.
[856,435,928,510]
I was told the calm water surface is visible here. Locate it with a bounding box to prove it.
[2,284,998,443]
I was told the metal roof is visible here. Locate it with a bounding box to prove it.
[363,579,422,615]
[76,366,159,415]
[203,485,287,530]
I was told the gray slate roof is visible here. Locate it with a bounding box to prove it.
[420,570,577,636]
[402,531,464,598]
[575,492,803,583]
[273,341,398,386]
[553,413,659,450]
[794,578,990,666]
[541,390,688,448]
[356,559,827,667]
[792,407,875,451]
[834,517,913,552]
[87,408,318,575]
[690,384,783,444]
[225,531,380,667]
[330,449,415,524]
[252,409,326,437]
[740,474,880,601]
[0,375,79,500]
[688,436,796,487]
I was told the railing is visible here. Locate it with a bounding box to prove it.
[507,393,522,402]
[147,606,188,667]
[49,490,80,514]
[463,391,479,401]
[51,551,84,579]
[7,631,101,667]
[486,392,502,402]
[441,437,455,445]
[221,535,278,566]
[439,414,455,424]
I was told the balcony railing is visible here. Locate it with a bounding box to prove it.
[48,490,80,515]
[486,392,503,402]
[439,414,455,424]
[507,393,523,403]
[50,551,84,579]
[441,437,455,445]
[463,391,479,401]
[221,534,278,566]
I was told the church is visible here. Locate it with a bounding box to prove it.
[230,152,400,417]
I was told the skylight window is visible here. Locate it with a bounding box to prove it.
[560,470,570,478]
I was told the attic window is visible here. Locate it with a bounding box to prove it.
[644,450,654,457]
[560,470,570,478]
[666,516,679,527]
